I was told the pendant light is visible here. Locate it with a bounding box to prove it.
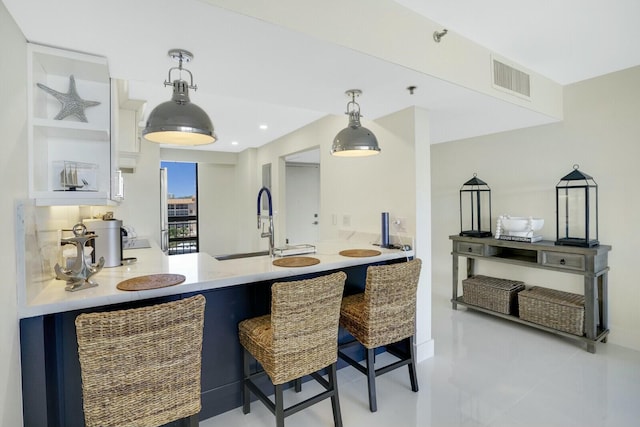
[331,89,381,157]
[143,49,216,146]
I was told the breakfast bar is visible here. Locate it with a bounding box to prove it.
[19,240,413,427]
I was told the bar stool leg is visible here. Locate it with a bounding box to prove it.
[328,363,343,427]
[365,348,377,412]
[408,336,419,392]
[275,384,285,427]
[242,348,251,414]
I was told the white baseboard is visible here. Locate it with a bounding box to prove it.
[415,338,435,362]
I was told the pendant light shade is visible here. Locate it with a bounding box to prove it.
[143,49,216,146]
[331,89,380,157]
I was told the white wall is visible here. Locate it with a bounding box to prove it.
[125,111,422,256]
[250,114,418,244]
[114,138,161,242]
[431,66,640,351]
[113,143,240,253]
[198,163,239,256]
[0,2,27,425]
[377,107,433,360]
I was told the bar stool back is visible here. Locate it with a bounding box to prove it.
[75,294,206,427]
[339,259,422,412]
[239,271,347,427]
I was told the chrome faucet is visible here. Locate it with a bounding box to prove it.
[257,187,275,257]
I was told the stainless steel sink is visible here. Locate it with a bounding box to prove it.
[214,250,270,261]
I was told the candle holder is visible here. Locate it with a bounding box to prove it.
[459,174,492,237]
[555,164,599,247]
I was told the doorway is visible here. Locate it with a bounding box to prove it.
[161,161,199,255]
[285,149,320,244]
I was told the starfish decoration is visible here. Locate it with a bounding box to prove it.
[37,75,101,122]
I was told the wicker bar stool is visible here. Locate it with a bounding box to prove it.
[75,294,206,427]
[338,259,422,412]
[239,271,347,427]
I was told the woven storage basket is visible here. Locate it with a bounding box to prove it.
[462,275,525,314]
[518,286,585,336]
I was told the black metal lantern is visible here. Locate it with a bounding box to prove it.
[555,164,599,247]
[459,174,492,237]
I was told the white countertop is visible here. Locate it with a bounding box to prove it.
[20,240,413,318]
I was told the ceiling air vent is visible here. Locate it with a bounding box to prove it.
[492,58,530,98]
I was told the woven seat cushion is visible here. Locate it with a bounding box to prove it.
[340,259,421,349]
[339,293,368,341]
[239,314,273,370]
[239,271,346,385]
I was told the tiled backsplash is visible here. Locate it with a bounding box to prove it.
[16,201,86,304]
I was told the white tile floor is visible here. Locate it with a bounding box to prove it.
[200,289,640,427]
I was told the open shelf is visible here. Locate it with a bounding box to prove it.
[32,191,116,207]
[452,296,609,346]
[490,247,538,263]
[27,42,116,206]
[33,118,110,141]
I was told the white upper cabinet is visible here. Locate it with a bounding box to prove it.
[114,79,146,174]
[27,43,119,206]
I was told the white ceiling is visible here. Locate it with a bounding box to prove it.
[396,0,640,86]
[4,0,639,153]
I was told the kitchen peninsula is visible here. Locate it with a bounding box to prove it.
[19,238,413,427]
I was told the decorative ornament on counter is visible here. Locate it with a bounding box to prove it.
[54,223,104,292]
[37,75,101,122]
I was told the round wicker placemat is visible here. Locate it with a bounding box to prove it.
[272,256,320,267]
[339,249,382,257]
[117,274,186,291]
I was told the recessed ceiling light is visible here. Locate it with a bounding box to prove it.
[259,124,268,130]
[231,141,239,146]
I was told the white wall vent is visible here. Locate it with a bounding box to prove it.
[492,57,531,98]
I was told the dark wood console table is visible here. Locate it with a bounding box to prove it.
[450,235,611,353]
